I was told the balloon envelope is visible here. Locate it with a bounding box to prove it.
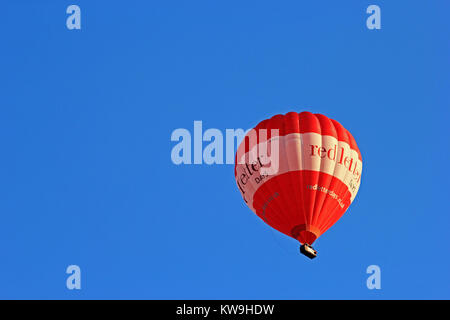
[234,111,362,245]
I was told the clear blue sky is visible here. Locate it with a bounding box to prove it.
[0,1,449,299]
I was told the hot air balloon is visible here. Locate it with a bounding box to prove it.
[234,111,362,259]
